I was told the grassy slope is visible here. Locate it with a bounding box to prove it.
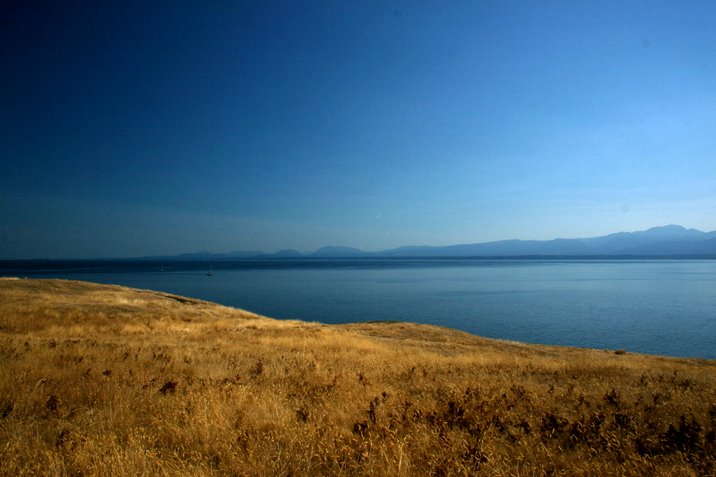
[0,278,714,476]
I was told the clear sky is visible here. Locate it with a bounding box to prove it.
[2,1,715,258]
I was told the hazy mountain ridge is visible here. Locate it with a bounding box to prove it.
[144,225,716,260]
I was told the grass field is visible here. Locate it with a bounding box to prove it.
[1,278,714,476]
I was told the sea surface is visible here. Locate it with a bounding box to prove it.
[2,259,715,359]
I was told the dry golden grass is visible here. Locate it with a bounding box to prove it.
[1,278,714,476]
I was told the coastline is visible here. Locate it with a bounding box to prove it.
[1,278,714,475]
[2,259,715,360]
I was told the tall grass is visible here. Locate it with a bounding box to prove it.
[1,278,714,476]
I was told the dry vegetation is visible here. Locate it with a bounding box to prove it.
[1,278,715,476]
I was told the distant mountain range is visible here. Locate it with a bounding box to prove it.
[140,225,716,260]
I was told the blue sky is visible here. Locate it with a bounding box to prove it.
[2,1,715,258]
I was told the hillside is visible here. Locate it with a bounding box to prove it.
[1,278,714,476]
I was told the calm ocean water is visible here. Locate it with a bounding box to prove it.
[2,259,715,359]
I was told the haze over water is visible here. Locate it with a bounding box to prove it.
[6,259,715,359]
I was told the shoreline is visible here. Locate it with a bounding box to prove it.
[3,276,713,361]
[2,276,714,361]
[1,278,715,475]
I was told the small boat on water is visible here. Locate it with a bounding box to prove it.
[206,267,214,277]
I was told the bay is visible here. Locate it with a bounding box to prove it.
[2,259,715,359]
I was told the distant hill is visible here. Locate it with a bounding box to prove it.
[380,225,716,257]
[139,225,716,260]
